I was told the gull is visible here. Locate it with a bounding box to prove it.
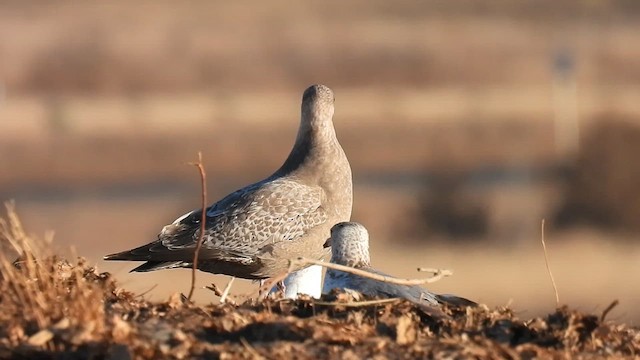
[323,222,476,307]
[104,85,352,295]
[272,265,323,299]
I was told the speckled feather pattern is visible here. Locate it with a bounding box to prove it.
[104,84,353,279]
[159,179,327,260]
[323,222,439,305]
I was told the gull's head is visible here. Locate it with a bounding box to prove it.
[326,221,371,267]
[301,84,335,125]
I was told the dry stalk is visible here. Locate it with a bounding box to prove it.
[294,257,452,286]
[135,284,158,299]
[600,299,619,323]
[205,283,223,296]
[257,257,452,298]
[313,298,401,307]
[187,152,208,301]
[0,202,106,334]
[540,219,560,308]
[416,267,452,283]
[219,277,236,304]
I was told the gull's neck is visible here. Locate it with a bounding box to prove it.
[275,115,339,176]
[331,253,371,269]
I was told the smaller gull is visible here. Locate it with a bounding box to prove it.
[322,222,476,307]
[271,265,323,299]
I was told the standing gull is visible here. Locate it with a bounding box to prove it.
[104,85,353,290]
[323,222,476,307]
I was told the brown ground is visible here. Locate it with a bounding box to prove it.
[1,210,638,359]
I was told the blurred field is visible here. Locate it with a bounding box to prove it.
[2,0,640,326]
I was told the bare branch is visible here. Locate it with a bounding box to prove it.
[258,257,453,297]
[312,298,401,307]
[134,284,158,299]
[417,267,452,283]
[205,283,223,297]
[187,152,207,301]
[219,277,236,304]
[540,219,560,308]
[295,257,452,285]
[600,299,619,323]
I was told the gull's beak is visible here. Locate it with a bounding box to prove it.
[323,237,332,248]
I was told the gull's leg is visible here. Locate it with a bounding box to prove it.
[258,275,286,300]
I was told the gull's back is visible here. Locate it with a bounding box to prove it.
[104,84,353,280]
[324,266,440,305]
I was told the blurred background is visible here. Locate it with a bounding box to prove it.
[1,1,639,322]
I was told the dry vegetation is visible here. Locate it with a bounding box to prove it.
[1,204,638,359]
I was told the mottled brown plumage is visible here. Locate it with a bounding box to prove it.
[104,85,353,279]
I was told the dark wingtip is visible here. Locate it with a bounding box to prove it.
[436,294,478,307]
[103,242,156,262]
[103,250,134,261]
[129,261,183,273]
[129,263,149,272]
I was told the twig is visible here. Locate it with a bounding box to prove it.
[205,283,223,296]
[295,257,452,285]
[187,152,207,301]
[204,280,238,305]
[540,219,560,307]
[219,277,235,304]
[313,298,401,307]
[258,257,452,297]
[135,284,158,299]
[416,267,452,283]
[600,299,619,323]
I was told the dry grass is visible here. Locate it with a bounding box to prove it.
[0,202,115,352]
